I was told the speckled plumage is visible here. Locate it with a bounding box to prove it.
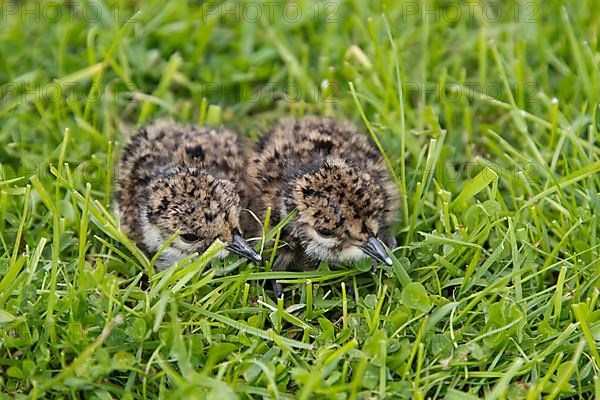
[248,117,399,279]
[118,120,259,268]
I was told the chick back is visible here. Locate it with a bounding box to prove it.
[248,116,398,229]
[118,120,251,242]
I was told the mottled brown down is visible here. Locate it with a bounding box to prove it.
[117,120,254,268]
[248,116,399,273]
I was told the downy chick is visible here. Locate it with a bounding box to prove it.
[118,120,261,269]
[249,117,399,295]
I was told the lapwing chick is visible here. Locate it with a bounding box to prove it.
[249,117,399,296]
[118,120,261,269]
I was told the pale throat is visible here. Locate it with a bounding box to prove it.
[304,229,365,263]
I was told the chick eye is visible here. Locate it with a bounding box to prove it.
[180,233,200,243]
[316,227,334,238]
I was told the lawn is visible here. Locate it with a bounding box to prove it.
[1,0,599,398]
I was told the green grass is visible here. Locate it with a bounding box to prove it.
[1,0,599,398]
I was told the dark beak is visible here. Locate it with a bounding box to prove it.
[360,237,393,266]
[227,233,262,263]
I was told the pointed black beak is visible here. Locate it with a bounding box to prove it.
[227,233,262,263]
[360,237,392,266]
